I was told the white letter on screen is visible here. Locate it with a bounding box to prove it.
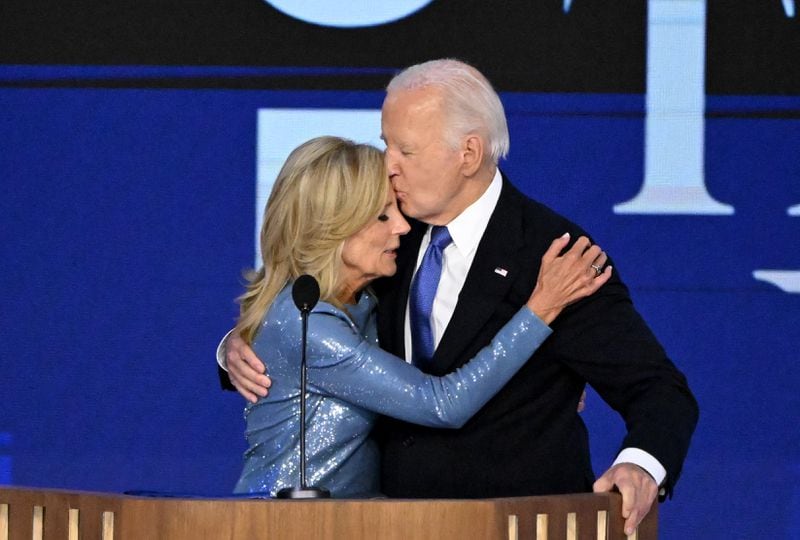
[614,0,734,215]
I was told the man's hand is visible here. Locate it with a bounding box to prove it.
[593,463,658,536]
[227,333,271,403]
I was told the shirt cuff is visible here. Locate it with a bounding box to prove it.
[612,447,667,487]
[216,330,233,370]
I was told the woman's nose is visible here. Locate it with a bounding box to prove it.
[394,215,411,235]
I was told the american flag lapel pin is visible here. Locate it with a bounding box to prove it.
[494,267,508,277]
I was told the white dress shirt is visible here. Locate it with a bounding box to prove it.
[403,169,503,363]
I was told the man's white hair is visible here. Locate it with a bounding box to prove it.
[387,58,509,164]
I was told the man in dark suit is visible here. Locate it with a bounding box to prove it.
[221,59,697,535]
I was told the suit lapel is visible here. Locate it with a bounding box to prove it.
[431,178,525,374]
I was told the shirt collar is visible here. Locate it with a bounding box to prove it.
[444,168,502,259]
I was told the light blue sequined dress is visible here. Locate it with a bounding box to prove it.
[234,284,551,498]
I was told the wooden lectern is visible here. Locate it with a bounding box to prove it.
[0,486,656,539]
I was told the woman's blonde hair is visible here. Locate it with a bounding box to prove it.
[235,136,389,343]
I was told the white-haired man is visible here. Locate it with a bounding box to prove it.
[221,59,697,535]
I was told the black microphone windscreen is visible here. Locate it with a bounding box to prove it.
[292,274,321,312]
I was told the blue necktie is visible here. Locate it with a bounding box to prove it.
[410,226,452,367]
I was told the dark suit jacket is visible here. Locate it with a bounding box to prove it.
[372,176,698,499]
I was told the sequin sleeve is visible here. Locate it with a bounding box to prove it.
[305,306,552,429]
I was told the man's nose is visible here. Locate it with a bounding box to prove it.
[385,151,399,176]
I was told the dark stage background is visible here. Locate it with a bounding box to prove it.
[2,2,799,538]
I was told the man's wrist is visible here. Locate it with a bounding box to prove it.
[612,447,667,487]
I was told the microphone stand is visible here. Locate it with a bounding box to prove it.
[276,276,330,499]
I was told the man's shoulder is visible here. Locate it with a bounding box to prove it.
[497,174,585,238]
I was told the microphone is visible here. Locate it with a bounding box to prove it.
[276,275,330,499]
[291,274,320,314]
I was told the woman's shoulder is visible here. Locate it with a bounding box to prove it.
[263,285,377,367]
[267,284,354,330]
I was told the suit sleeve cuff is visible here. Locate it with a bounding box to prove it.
[216,330,232,371]
[612,447,667,487]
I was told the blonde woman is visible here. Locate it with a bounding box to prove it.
[233,136,610,497]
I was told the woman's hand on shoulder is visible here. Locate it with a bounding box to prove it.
[526,233,612,325]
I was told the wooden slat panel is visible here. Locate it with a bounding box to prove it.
[536,513,548,540]
[0,503,7,540]
[596,510,608,540]
[68,509,79,540]
[0,487,658,540]
[101,511,114,540]
[31,506,43,540]
[508,514,518,540]
[566,512,577,540]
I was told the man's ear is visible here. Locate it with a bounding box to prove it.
[460,134,485,177]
